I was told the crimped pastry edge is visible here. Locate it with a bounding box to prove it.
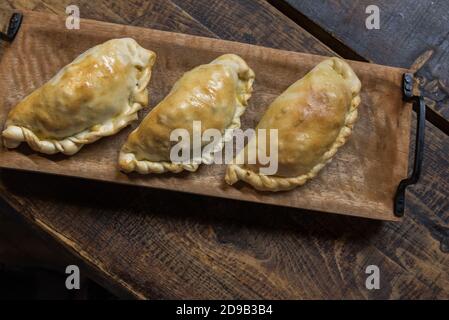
[3,102,144,156]
[118,60,255,174]
[2,39,156,156]
[225,58,361,191]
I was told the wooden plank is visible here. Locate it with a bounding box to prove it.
[0,11,411,221]
[0,0,447,299]
[0,201,71,269]
[170,0,333,55]
[280,0,449,133]
[0,199,112,299]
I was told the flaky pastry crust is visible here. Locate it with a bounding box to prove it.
[119,54,255,174]
[2,38,156,155]
[225,57,361,191]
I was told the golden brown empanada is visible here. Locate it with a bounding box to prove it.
[119,54,255,174]
[2,38,156,155]
[225,57,361,191]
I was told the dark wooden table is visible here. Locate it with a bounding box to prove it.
[0,0,448,299]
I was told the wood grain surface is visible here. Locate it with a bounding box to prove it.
[0,0,448,299]
[0,11,411,221]
[0,203,71,269]
[280,0,449,134]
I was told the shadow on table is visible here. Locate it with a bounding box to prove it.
[0,168,384,243]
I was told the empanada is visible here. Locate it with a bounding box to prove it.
[2,38,156,155]
[225,57,361,191]
[119,54,255,174]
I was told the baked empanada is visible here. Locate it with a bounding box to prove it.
[225,57,361,191]
[119,54,255,174]
[2,38,156,155]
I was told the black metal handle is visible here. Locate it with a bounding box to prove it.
[394,73,426,217]
[0,12,23,43]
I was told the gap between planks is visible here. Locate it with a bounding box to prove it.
[266,0,449,136]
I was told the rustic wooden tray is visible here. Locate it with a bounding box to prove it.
[0,11,412,221]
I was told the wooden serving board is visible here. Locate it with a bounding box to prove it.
[0,11,411,221]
